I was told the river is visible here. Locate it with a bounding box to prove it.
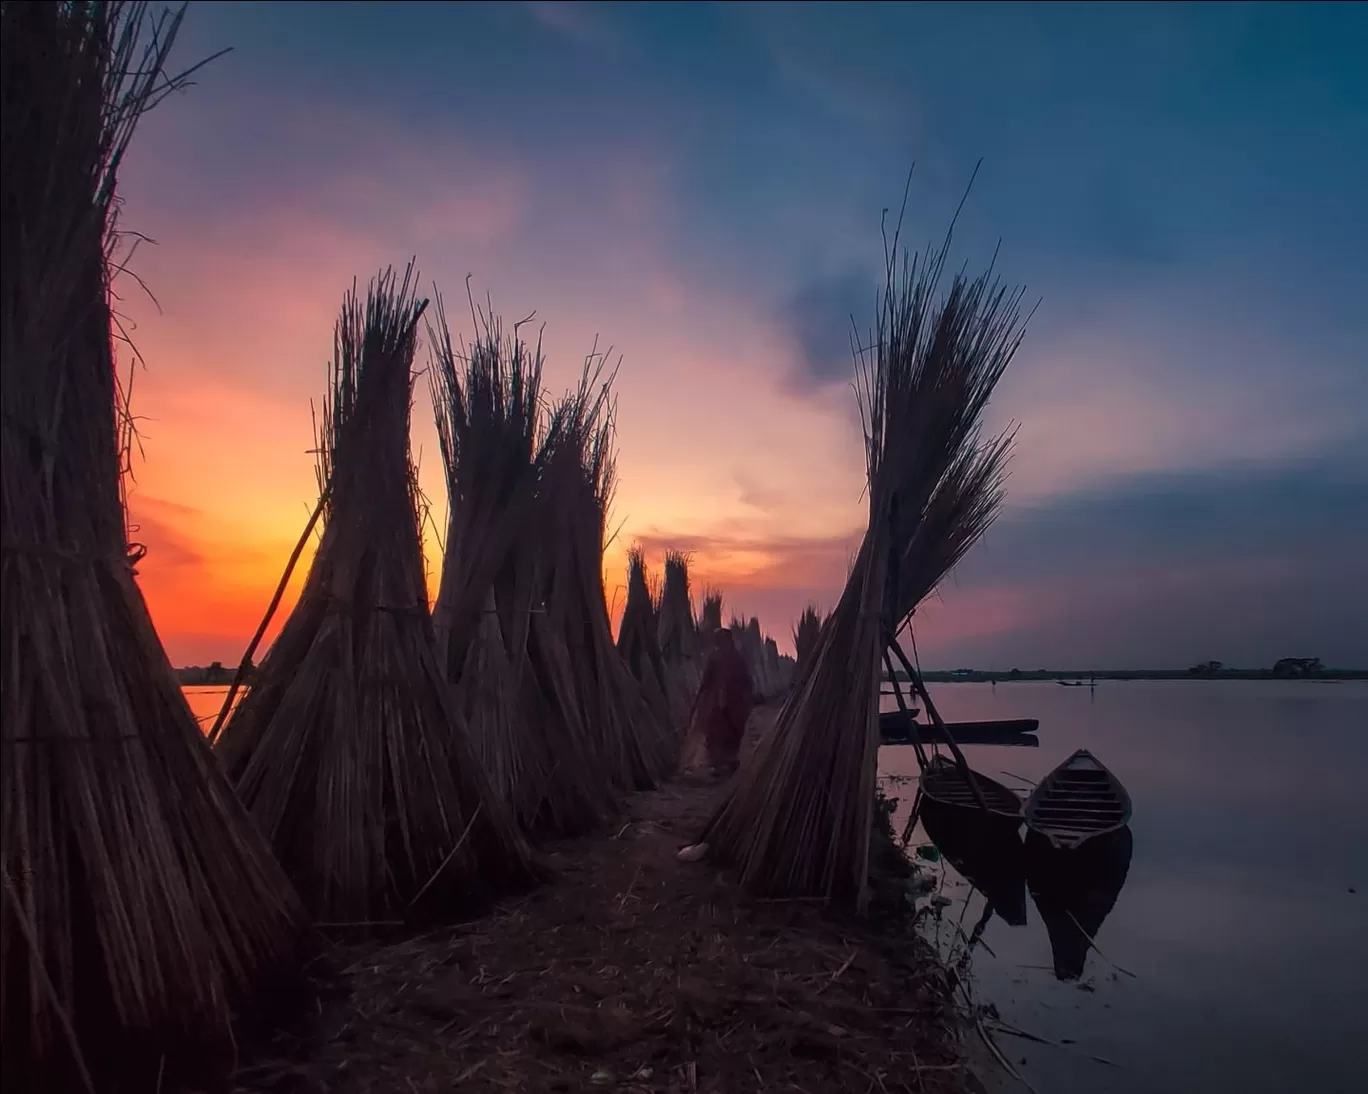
[184,680,1366,1092]
[881,679,1367,1094]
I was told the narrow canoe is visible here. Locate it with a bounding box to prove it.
[919,755,1023,824]
[1024,749,1132,850]
[879,711,1040,743]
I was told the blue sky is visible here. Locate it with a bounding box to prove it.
[121,1,1366,666]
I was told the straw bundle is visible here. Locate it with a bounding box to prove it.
[697,588,723,636]
[729,615,788,700]
[213,269,535,922]
[535,370,677,791]
[1,5,308,1090]
[657,551,700,663]
[792,604,826,670]
[617,547,672,727]
[763,636,792,694]
[700,224,1026,908]
[655,550,702,727]
[430,305,612,836]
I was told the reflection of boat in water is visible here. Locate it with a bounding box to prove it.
[1026,825,1133,981]
[919,796,1028,926]
[879,711,1041,747]
[919,754,1024,824]
[1025,749,1132,850]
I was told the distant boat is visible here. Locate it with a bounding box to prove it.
[920,796,1028,926]
[1026,825,1134,981]
[1024,749,1132,851]
[920,754,1023,824]
[1057,679,1089,687]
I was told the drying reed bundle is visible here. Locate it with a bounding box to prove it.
[729,614,789,700]
[655,550,702,727]
[700,223,1027,908]
[792,604,826,671]
[657,550,700,663]
[213,269,535,922]
[697,588,724,636]
[1,5,308,1090]
[617,547,672,727]
[429,305,613,836]
[763,636,792,694]
[534,372,677,791]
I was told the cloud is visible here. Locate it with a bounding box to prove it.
[732,472,790,515]
[777,270,878,392]
[914,454,1368,668]
[524,2,623,52]
[630,451,1368,665]
[126,496,206,570]
[957,453,1368,584]
[632,528,859,591]
[625,527,861,651]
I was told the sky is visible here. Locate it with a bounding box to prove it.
[115,1,1368,670]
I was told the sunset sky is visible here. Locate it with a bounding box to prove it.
[117,1,1367,669]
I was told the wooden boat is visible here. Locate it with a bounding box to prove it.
[879,711,1040,745]
[920,797,1028,926]
[1024,749,1132,850]
[884,727,1039,748]
[929,728,1038,748]
[1026,825,1133,980]
[919,754,1023,824]
[1056,680,1088,687]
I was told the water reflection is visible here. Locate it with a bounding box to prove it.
[884,681,1368,1094]
[183,685,240,733]
[1025,827,1134,981]
[918,795,1028,927]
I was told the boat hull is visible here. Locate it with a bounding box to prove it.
[919,757,1024,825]
[1024,748,1132,851]
[879,712,1040,745]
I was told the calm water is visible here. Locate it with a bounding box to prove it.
[880,680,1368,1094]
[186,681,1366,1090]
[183,685,238,732]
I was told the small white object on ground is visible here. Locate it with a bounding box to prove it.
[676,842,709,863]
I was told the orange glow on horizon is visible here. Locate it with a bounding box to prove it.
[113,120,1023,667]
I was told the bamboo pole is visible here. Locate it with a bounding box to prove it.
[881,649,929,772]
[885,633,994,816]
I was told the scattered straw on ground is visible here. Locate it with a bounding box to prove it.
[229,707,987,1094]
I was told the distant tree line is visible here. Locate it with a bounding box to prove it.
[886,657,1364,683]
[175,659,256,686]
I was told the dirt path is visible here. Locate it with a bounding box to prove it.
[234,709,986,1094]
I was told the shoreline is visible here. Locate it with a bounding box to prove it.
[896,670,1366,683]
[230,704,996,1094]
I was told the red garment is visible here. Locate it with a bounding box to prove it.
[696,640,753,769]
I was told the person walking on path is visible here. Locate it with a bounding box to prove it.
[691,627,754,776]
